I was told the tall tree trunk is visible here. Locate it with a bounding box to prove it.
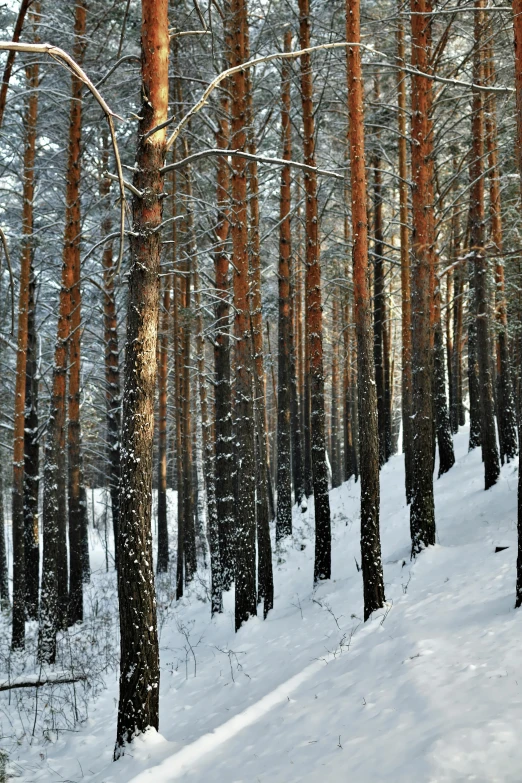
[178,131,196,585]
[213,48,235,590]
[174,253,185,600]
[101,135,121,572]
[24,268,39,619]
[67,0,87,627]
[290,177,304,506]
[372,84,389,467]
[244,42,274,610]
[156,275,170,574]
[330,292,342,487]
[397,8,413,499]
[115,0,168,753]
[512,0,522,608]
[470,0,500,491]
[346,0,385,619]
[468,254,482,450]
[298,0,331,583]
[0,472,8,610]
[409,0,436,554]
[194,256,222,615]
[450,197,464,433]
[276,29,293,540]
[230,0,257,631]
[22,6,40,623]
[484,35,517,463]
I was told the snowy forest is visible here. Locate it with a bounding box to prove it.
[0,0,522,779]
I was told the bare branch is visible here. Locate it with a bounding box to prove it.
[161,148,344,179]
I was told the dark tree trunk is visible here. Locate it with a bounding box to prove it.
[276,29,293,541]
[115,0,168,753]
[213,37,235,591]
[156,275,170,574]
[230,0,257,631]
[372,120,389,468]
[433,314,455,477]
[67,0,87,628]
[298,0,331,583]
[397,8,413,502]
[513,0,522,608]
[330,292,342,488]
[0,473,8,609]
[470,0,500,491]
[346,0,385,619]
[21,12,40,622]
[409,0,436,554]
[24,267,39,620]
[101,137,121,571]
[484,35,518,463]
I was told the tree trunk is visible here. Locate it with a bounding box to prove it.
[330,292,342,488]
[484,35,517,463]
[230,0,257,631]
[372,88,389,467]
[22,6,40,623]
[408,0,437,555]
[156,275,170,574]
[470,0,500,491]
[12,0,43,651]
[433,294,455,476]
[178,132,196,586]
[0,473,8,609]
[512,0,522,607]
[67,0,87,628]
[346,0,385,619]
[276,29,293,540]
[194,255,222,615]
[298,0,331,584]
[115,0,168,753]
[244,40,274,610]
[24,267,39,619]
[101,135,121,572]
[213,50,235,590]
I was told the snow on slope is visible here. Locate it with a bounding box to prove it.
[12,428,522,782]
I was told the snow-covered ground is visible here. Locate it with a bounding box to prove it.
[6,426,522,782]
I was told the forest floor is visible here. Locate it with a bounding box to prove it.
[4,425,522,782]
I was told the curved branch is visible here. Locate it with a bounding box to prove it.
[0,40,126,274]
[161,148,344,180]
[161,40,512,150]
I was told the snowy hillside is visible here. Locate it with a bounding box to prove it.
[7,426,522,782]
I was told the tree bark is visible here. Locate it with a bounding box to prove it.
[115,0,168,753]
[276,29,294,540]
[346,0,385,619]
[156,275,170,574]
[230,0,257,631]
[409,0,436,554]
[298,0,331,584]
[67,0,87,628]
[470,0,500,491]
[101,135,121,572]
[397,9,413,501]
[22,4,40,625]
[371,83,390,467]
[0,473,8,610]
[484,35,517,464]
[194,256,222,615]
[512,0,522,607]
[213,46,235,591]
